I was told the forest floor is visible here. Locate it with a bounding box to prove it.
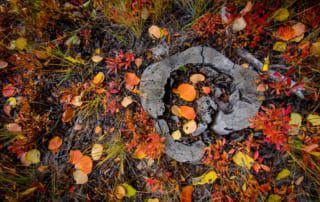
[0,0,320,201]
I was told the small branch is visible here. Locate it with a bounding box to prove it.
[236,48,305,99]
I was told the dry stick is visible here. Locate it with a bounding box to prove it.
[236,48,305,99]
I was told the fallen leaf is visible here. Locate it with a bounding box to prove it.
[2,84,16,97]
[172,130,181,140]
[239,1,253,16]
[7,97,17,108]
[257,84,268,92]
[310,42,320,57]
[171,105,182,117]
[276,26,296,41]
[133,149,146,159]
[183,120,197,134]
[20,152,31,166]
[92,72,105,84]
[124,73,140,86]
[301,144,318,152]
[232,17,247,32]
[267,194,281,202]
[19,187,37,197]
[180,106,196,120]
[91,143,103,161]
[289,113,302,127]
[122,183,137,197]
[48,136,62,154]
[115,185,126,200]
[69,150,83,165]
[273,8,289,21]
[91,55,103,63]
[273,41,287,52]
[121,96,133,108]
[34,50,49,59]
[37,165,49,172]
[15,37,27,50]
[192,170,217,185]
[292,22,305,37]
[276,168,290,180]
[135,58,143,68]
[233,152,254,169]
[75,155,93,174]
[73,170,88,184]
[0,60,8,69]
[306,114,320,126]
[94,126,102,134]
[26,149,41,164]
[241,63,249,68]
[62,108,75,123]
[262,56,269,72]
[181,185,193,202]
[190,74,205,84]
[148,25,161,39]
[6,123,22,132]
[70,95,82,107]
[147,199,159,202]
[295,176,304,185]
[173,84,197,102]
[202,86,211,94]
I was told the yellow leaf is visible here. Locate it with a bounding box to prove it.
[276,168,290,180]
[273,8,289,22]
[273,41,287,52]
[183,120,197,134]
[65,56,85,64]
[122,183,137,197]
[91,55,103,63]
[115,185,126,199]
[190,74,205,84]
[91,143,103,161]
[192,170,217,185]
[148,25,161,39]
[73,170,88,184]
[16,37,27,50]
[306,114,320,126]
[310,151,320,157]
[171,105,182,117]
[262,56,269,72]
[233,152,254,169]
[26,149,41,164]
[172,130,181,140]
[7,97,17,108]
[268,194,281,202]
[147,199,159,202]
[289,113,302,127]
[19,187,37,197]
[310,42,320,57]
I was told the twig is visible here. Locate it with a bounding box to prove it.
[236,48,305,99]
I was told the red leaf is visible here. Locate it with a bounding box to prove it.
[2,84,16,97]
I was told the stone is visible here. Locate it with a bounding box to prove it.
[192,123,207,137]
[196,96,217,124]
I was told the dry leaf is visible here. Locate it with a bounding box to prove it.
[292,22,305,37]
[73,170,88,184]
[276,168,290,180]
[172,130,181,140]
[180,106,196,120]
[91,143,103,161]
[37,165,49,173]
[94,126,102,134]
[239,1,253,16]
[69,150,83,165]
[148,25,161,39]
[0,60,8,69]
[115,185,126,199]
[147,199,159,202]
[295,176,304,185]
[6,123,22,132]
[289,113,302,127]
[173,84,197,102]
[267,194,281,202]
[233,152,254,169]
[20,152,31,166]
[91,55,103,63]
[133,149,146,159]
[121,96,133,108]
[70,95,82,107]
[310,42,320,57]
[241,63,249,68]
[257,84,268,92]
[15,37,27,50]
[273,41,287,52]
[276,26,296,41]
[202,86,211,94]
[75,155,93,174]
[190,74,205,84]
[181,185,193,202]
[273,8,289,21]
[192,170,217,185]
[2,84,16,97]
[135,58,143,68]
[171,105,182,117]
[183,120,197,134]
[48,136,62,155]
[232,17,247,32]
[124,73,140,86]
[306,114,320,126]
[92,72,105,84]
[26,149,41,164]
[62,108,75,123]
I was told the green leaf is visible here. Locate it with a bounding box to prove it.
[306,114,320,126]
[192,170,217,185]
[276,168,290,180]
[122,183,137,197]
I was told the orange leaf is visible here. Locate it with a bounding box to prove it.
[75,155,93,174]
[180,106,196,120]
[69,150,83,165]
[258,183,271,193]
[124,73,140,86]
[202,86,211,94]
[181,185,193,202]
[276,26,295,41]
[92,72,105,84]
[173,84,196,102]
[62,108,75,123]
[48,136,62,154]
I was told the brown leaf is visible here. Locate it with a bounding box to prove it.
[62,108,75,123]
[135,58,143,68]
[190,74,205,84]
[6,123,22,132]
